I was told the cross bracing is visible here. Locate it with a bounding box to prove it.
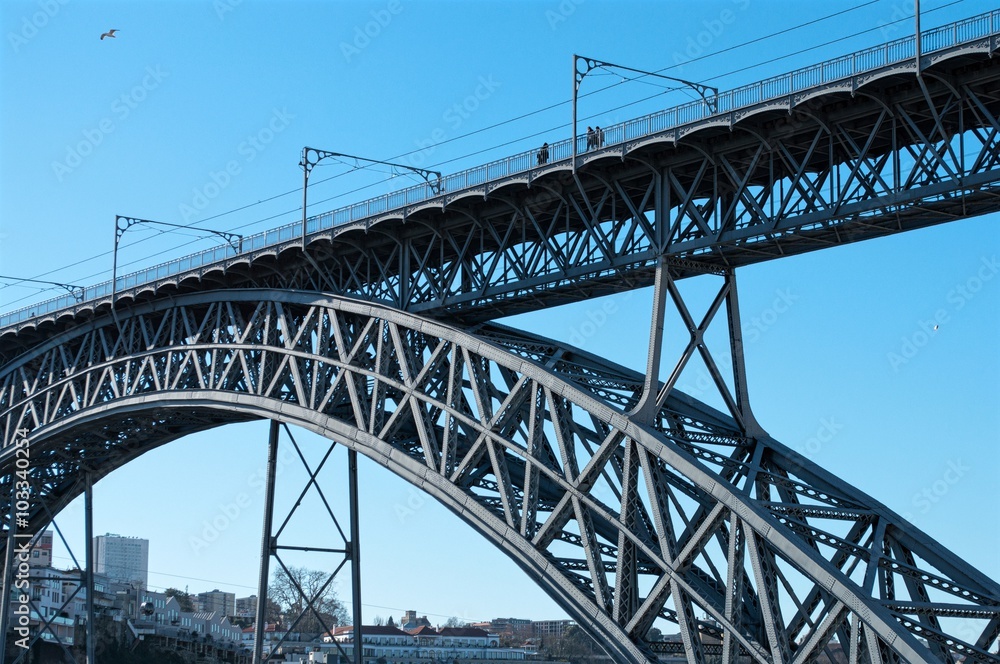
[1,12,998,664]
[1,14,998,333]
[1,291,997,662]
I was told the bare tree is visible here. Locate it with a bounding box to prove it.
[268,565,348,635]
[164,588,194,613]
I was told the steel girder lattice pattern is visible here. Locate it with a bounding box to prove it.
[1,291,997,663]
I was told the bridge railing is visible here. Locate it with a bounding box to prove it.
[2,8,998,329]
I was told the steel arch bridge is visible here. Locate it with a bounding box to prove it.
[1,290,997,664]
[2,10,1000,664]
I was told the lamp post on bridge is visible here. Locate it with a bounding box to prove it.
[299,147,443,249]
[0,275,86,305]
[572,55,718,172]
[111,215,243,318]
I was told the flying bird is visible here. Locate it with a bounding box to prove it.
[100,29,119,40]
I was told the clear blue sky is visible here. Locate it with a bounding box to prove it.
[1,0,997,627]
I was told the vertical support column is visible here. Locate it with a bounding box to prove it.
[85,474,95,664]
[348,449,363,664]
[253,420,280,664]
[301,166,309,249]
[0,487,19,656]
[399,245,411,308]
[629,256,670,424]
[572,55,578,172]
[655,168,670,251]
[724,271,763,437]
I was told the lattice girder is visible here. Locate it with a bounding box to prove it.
[1,290,996,663]
[3,51,999,342]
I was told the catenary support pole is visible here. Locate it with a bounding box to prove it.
[301,161,309,249]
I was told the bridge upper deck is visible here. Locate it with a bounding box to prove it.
[2,9,999,337]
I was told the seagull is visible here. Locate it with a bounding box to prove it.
[100,29,119,40]
[933,324,940,331]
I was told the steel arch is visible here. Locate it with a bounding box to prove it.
[1,290,997,663]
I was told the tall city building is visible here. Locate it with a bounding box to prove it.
[197,588,236,616]
[235,595,258,617]
[92,533,148,586]
[30,530,53,567]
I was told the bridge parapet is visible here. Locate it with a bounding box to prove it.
[1,8,998,332]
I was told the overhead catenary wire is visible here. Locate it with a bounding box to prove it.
[0,1,916,296]
[1,1,961,307]
[42,551,492,622]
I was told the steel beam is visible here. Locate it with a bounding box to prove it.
[348,449,362,664]
[85,474,95,664]
[252,420,279,664]
[1,290,995,662]
[3,44,999,336]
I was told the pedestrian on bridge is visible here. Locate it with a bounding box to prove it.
[537,142,549,165]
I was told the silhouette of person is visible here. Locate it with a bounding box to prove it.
[537,142,549,165]
[595,126,604,148]
[586,126,595,150]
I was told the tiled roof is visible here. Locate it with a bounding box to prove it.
[439,627,490,637]
[331,625,411,636]
[191,612,219,620]
[409,625,439,636]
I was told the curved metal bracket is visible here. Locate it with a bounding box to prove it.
[572,54,718,174]
[575,55,719,112]
[114,215,243,251]
[0,275,85,304]
[300,147,443,194]
[299,147,444,250]
[112,215,243,329]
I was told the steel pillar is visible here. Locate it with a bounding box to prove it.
[0,481,18,658]
[348,449,362,664]
[722,272,763,438]
[629,256,670,424]
[84,474,95,664]
[1,290,997,662]
[252,421,363,663]
[252,420,279,664]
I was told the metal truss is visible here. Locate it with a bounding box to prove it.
[252,421,362,664]
[292,58,1000,324]
[1,290,996,663]
[7,47,997,337]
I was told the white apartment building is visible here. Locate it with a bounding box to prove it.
[324,624,524,661]
[93,533,148,586]
[196,588,236,616]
